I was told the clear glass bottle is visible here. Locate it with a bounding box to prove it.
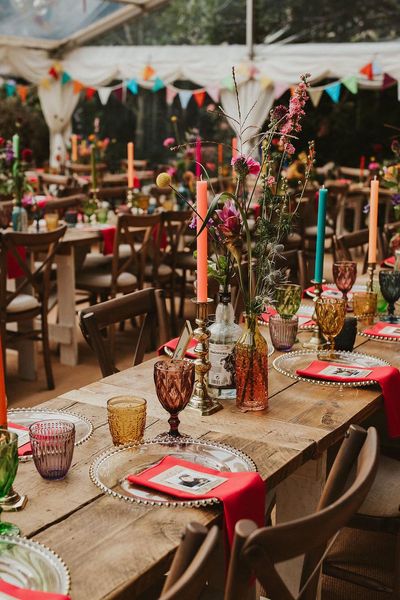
[208,290,242,400]
[394,249,400,271]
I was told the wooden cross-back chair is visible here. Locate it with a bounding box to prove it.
[158,522,220,600]
[0,226,67,389]
[38,173,75,197]
[333,228,384,274]
[224,425,379,600]
[79,288,170,377]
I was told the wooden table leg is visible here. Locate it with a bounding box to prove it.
[274,453,327,597]
[54,249,78,366]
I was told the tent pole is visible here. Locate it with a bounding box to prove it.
[246,0,254,60]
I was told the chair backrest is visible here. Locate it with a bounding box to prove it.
[224,425,379,600]
[79,288,170,376]
[43,194,85,215]
[159,523,220,600]
[161,210,193,265]
[38,173,74,196]
[333,228,383,273]
[69,162,108,176]
[383,220,400,256]
[91,186,128,202]
[0,226,67,313]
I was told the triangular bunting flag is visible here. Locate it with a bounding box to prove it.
[16,85,28,103]
[325,82,341,103]
[86,87,96,100]
[61,72,72,85]
[260,76,273,89]
[193,91,206,107]
[113,86,123,102]
[5,80,16,97]
[237,62,250,77]
[372,61,382,76]
[73,80,84,95]
[142,65,155,81]
[166,87,177,105]
[205,85,220,103]
[152,77,165,92]
[98,87,112,105]
[342,76,358,94]
[360,62,374,80]
[308,87,323,107]
[127,78,138,95]
[48,66,59,80]
[221,76,235,91]
[273,82,289,99]
[382,73,397,90]
[178,90,192,109]
[39,78,50,90]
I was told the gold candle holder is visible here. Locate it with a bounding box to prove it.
[127,187,134,208]
[187,299,223,416]
[303,279,327,351]
[366,262,376,292]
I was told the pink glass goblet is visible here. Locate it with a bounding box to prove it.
[153,360,195,438]
[332,261,357,310]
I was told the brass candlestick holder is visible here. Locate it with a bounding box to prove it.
[187,299,223,416]
[366,262,376,292]
[127,187,134,208]
[0,486,27,512]
[303,279,327,351]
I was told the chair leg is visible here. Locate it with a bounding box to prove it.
[41,311,55,390]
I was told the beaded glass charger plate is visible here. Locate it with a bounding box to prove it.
[8,408,94,461]
[0,535,70,595]
[90,438,257,508]
[273,350,389,388]
[359,325,400,343]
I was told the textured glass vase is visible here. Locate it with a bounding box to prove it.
[235,314,268,412]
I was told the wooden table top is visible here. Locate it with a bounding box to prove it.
[8,329,399,599]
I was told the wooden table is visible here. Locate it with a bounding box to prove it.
[8,329,398,599]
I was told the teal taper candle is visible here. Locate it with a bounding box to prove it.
[314,186,328,283]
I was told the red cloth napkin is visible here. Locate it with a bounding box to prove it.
[296,360,400,438]
[0,580,70,599]
[260,306,314,328]
[8,422,31,457]
[158,338,197,359]
[127,456,265,547]
[363,321,400,339]
[7,247,26,279]
[100,226,116,255]
[382,256,395,267]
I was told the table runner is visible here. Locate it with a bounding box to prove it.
[296,360,400,438]
[0,580,70,600]
[127,455,265,547]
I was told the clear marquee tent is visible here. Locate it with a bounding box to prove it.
[0,0,400,165]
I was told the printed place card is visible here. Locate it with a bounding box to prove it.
[149,465,227,495]
[319,365,372,379]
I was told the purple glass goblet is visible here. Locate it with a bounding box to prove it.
[153,360,195,438]
[29,420,75,480]
[332,261,357,310]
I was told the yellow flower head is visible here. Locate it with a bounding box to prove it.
[156,172,171,188]
[170,116,178,123]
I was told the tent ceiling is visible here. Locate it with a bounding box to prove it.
[0,0,169,50]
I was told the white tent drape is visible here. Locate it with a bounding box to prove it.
[1,41,400,165]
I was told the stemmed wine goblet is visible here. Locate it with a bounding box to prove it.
[315,297,347,361]
[379,269,400,323]
[153,360,195,438]
[0,429,20,535]
[332,261,357,310]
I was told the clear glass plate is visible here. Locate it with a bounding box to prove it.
[8,408,94,461]
[273,350,389,388]
[0,535,70,594]
[90,438,257,508]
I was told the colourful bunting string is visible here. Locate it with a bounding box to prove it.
[73,80,84,95]
[127,79,138,95]
[360,63,374,80]
[98,87,112,105]
[152,77,165,92]
[205,85,220,103]
[178,90,192,109]
[372,61,382,76]
[273,82,289,99]
[142,65,155,81]
[260,76,273,89]
[16,85,28,103]
[5,81,16,97]
[61,72,72,85]
[325,82,341,103]
[113,86,123,102]
[382,73,397,90]
[193,91,206,107]
[166,87,177,105]
[39,78,51,90]
[342,76,358,94]
[308,87,323,107]
[86,87,96,100]
[48,66,59,80]
[221,75,235,91]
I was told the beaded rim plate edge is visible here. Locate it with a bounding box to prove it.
[358,330,400,343]
[89,437,257,509]
[272,349,390,388]
[8,408,94,462]
[0,534,71,595]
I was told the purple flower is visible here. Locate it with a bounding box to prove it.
[392,193,400,206]
[5,141,13,164]
[363,203,370,214]
[215,200,242,238]
[231,155,261,176]
[163,137,175,148]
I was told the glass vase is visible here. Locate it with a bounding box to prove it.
[11,205,28,232]
[235,313,268,412]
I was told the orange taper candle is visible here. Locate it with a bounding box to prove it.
[368,176,379,264]
[218,143,223,167]
[0,338,7,428]
[71,134,78,162]
[232,137,238,160]
[127,142,135,189]
[196,180,208,303]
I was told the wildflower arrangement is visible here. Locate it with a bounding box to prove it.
[382,139,400,251]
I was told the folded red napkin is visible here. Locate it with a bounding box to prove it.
[158,338,197,359]
[100,226,116,255]
[296,360,400,438]
[363,321,400,339]
[0,580,70,599]
[7,247,27,279]
[260,306,314,327]
[127,456,265,547]
[8,422,31,457]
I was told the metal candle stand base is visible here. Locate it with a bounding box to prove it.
[367,262,376,292]
[0,486,27,512]
[303,279,328,351]
[186,299,223,416]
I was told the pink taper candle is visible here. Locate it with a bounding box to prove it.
[0,337,7,428]
[232,137,238,160]
[195,137,202,179]
[368,176,379,264]
[196,180,208,302]
[127,142,135,189]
